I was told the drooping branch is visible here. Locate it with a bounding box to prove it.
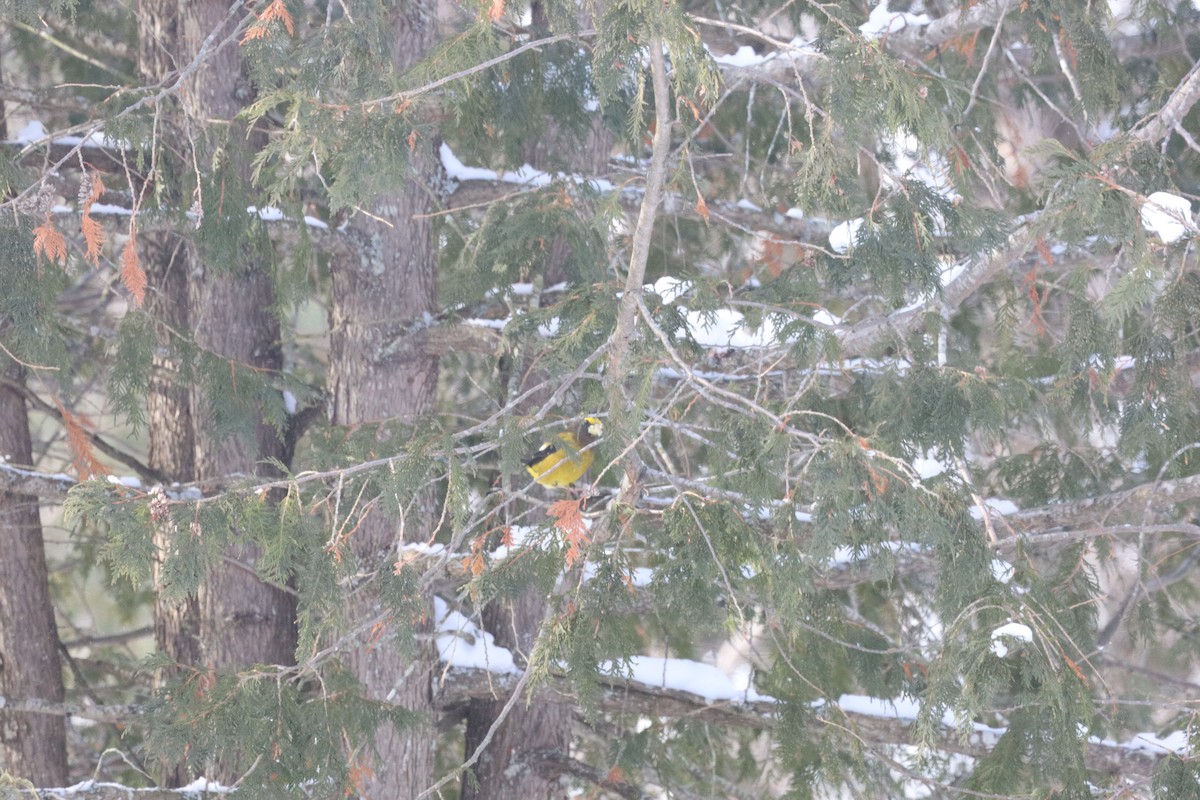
[0,378,166,485]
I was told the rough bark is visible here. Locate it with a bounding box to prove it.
[137,6,203,787]
[143,231,202,669]
[325,3,441,795]
[180,0,297,705]
[136,0,296,783]
[0,47,67,786]
[0,371,67,786]
[189,266,297,670]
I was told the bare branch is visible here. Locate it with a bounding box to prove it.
[607,37,673,398]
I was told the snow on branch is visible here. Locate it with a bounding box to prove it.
[0,460,75,498]
[883,0,1018,55]
[26,783,230,800]
[1131,59,1200,146]
[437,661,1172,780]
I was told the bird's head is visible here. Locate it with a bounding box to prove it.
[579,416,603,444]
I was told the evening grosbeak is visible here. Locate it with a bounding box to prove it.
[524,416,603,488]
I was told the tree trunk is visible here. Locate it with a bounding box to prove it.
[0,369,67,786]
[138,8,202,784]
[163,0,297,672]
[189,270,297,669]
[143,231,202,670]
[326,3,441,793]
[0,51,67,786]
[137,0,296,783]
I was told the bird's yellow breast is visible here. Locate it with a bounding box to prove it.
[525,432,595,488]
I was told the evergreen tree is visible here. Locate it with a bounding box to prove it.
[2,1,1200,798]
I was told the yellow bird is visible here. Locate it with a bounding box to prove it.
[524,417,604,488]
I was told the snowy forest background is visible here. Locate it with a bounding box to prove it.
[2,0,1200,797]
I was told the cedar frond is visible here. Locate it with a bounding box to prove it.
[81,213,107,266]
[55,398,109,479]
[548,498,590,568]
[121,235,147,306]
[32,218,68,267]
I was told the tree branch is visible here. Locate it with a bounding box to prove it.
[839,216,1041,356]
[885,0,1017,55]
[1010,472,1200,533]
[1132,59,1200,145]
[0,378,166,485]
[436,665,1168,780]
[0,461,75,498]
[607,37,673,400]
[28,786,224,800]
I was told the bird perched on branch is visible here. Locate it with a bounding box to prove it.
[525,417,603,488]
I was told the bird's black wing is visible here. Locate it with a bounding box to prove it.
[523,441,558,468]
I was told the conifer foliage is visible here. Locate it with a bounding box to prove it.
[3,0,1200,797]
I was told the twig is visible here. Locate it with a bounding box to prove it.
[962,2,1009,117]
[363,32,590,109]
[8,19,133,83]
[0,377,167,484]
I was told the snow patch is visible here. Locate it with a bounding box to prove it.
[860,1,931,39]
[13,119,48,143]
[911,453,949,479]
[177,777,232,793]
[1092,729,1191,755]
[439,142,613,192]
[647,276,693,304]
[434,597,519,674]
[491,525,536,560]
[991,558,1015,585]
[1140,191,1193,244]
[399,542,447,558]
[106,475,143,489]
[968,497,1019,520]
[87,203,133,217]
[880,130,959,203]
[811,308,841,328]
[990,621,1033,658]
[247,205,286,222]
[830,218,864,254]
